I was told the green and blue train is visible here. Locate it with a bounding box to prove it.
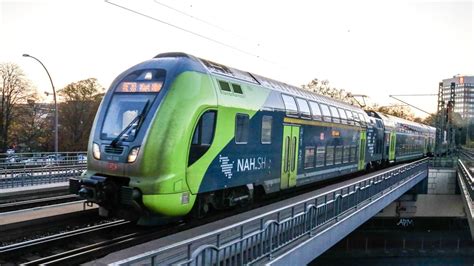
[69,52,435,222]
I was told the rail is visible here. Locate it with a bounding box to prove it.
[0,165,85,189]
[114,158,429,266]
[0,151,87,169]
[458,159,474,201]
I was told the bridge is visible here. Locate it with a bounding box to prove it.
[2,152,472,264]
[91,157,450,265]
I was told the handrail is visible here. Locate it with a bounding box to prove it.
[114,158,429,266]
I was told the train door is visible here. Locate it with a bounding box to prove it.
[389,132,396,161]
[281,125,300,190]
[358,131,367,170]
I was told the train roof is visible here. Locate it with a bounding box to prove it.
[155,52,363,113]
[373,111,435,134]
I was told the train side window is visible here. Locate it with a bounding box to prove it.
[188,110,217,166]
[352,112,361,126]
[261,115,272,144]
[235,114,250,144]
[320,104,332,122]
[232,84,243,94]
[304,146,315,169]
[343,146,350,163]
[329,106,340,123]
[316,146,325,167]
[358,112,367,126]
[338,108,348,124]
[326,146,335,166]
[335,145,343,164]
[296,98,311,119]
[281,94,298,116]
[308,101,322,121]
[345,110,354,125]
[218,80,231,92]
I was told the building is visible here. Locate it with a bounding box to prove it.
[442,75,474,119]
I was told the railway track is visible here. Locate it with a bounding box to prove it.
[0,194,80,213]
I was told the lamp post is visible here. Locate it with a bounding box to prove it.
[23,54,58,153]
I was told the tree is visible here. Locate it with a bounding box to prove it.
[302,78,357,105]
[8,95,54,152]
[58,78,104,151]
[0,63,33,151]
[373,104,415,121]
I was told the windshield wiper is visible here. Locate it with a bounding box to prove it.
[111,100,150,147]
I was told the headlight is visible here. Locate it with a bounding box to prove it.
[92,143,101,160]
[127,146,140,163]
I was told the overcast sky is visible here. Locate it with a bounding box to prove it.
[1,0,473,117]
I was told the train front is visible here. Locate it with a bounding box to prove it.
[69,54,216,221]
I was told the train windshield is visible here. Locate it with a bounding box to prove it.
[100,69,166,141]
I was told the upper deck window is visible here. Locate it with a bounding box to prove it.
[338,108,348,124]
[282,95,298,116]
[319,104,332,122]
[296,98,311,118]
[329,106,340,123]
[309,101,322,121]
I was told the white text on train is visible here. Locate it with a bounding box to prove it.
[237,157,267,172]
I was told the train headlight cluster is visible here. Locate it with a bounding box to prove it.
[128,146,140,163]
[92,143,101,160]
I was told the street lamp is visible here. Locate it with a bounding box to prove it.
[23,54,59,153]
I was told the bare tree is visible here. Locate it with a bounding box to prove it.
[0,63,32,151]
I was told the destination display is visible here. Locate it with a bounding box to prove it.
[116,81,162,93]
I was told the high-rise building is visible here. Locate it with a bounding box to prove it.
[442,75,474,119]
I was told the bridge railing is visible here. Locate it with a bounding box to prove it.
[0,151,87,169]
[115,158,429,266]
[0,164,86,189]
[458,159,474,201]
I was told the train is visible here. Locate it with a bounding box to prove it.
[69,52,436,223]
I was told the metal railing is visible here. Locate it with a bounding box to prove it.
[458,159,474,201]
[115,158,429,266]
[0,151,87,169]
[0,165,86,189]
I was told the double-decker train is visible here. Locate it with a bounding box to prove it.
[70,52,435,223]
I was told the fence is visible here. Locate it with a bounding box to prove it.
[115,158,429,266]
[458,159,474,201]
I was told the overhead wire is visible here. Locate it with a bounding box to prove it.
[105,0,272,62]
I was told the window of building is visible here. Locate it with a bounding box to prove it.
[189,110,217,165]
[235,114,249,144]
[261,115,272,144]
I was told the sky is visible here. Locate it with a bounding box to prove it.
[0,0,473,118]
